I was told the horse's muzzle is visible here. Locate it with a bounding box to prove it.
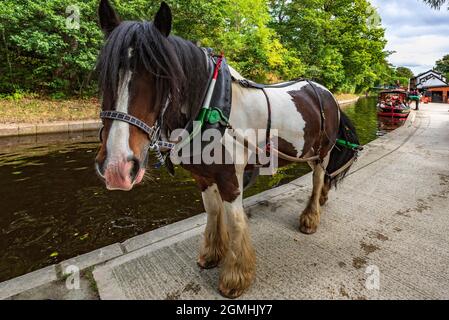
[96,157,145,191]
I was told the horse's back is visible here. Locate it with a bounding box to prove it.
[266,81,339,158]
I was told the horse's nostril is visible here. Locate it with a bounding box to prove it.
[128,157,140,182]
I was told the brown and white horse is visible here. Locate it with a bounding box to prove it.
[95,0,360,298]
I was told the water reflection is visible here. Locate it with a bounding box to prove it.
[0,97,403,281]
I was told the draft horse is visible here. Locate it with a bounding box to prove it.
[95,0,360,298]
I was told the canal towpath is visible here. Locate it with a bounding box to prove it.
[1,102,448,299]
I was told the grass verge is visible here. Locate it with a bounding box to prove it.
[334,93,360,101]
[0,97,99,124]
[0,93,359,124]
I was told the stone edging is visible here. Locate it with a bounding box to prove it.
[338,96,360,106]
[0,120,102,137]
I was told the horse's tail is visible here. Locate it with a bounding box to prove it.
[326,110,360,189]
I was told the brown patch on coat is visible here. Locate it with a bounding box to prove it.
[274,137,302,167]
[287,85,339,159]
[95,134,109,168]
[96,90,114,165]
[186,163,240,203]
[191,173,215,191]
[96,69,159,168]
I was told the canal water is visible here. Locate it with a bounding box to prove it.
[0,97,405,282]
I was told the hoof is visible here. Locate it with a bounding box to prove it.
[218,260,255,299]
[299,224,317,235]
[299,211,319,235]
[218,282,246,299]
[197,256,220,269]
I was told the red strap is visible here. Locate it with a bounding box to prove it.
[213,53,224,80]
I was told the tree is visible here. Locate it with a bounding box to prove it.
[0,0,103,96]
[0,0,305,95]
[269,0,388,93]
[422,0,449,9]
[435,54,449,79]
[395,67,414,80]
[0,0,391,96]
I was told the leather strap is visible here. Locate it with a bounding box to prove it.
[237,78,305,89]
[262,88,271,156]
[100,110,156,137]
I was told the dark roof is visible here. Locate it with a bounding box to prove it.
[411,69,445,80]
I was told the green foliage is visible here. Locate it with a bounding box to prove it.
[435,54,449,80]
[0,90,27,101]
[269,0,388,93]
[395,67,414,80]
[0,0,103,95]
[0,0,389,96]
[422,0,449,9]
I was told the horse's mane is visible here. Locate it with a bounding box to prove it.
[97,21,210,129]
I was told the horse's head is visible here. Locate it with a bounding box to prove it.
[95,1,183,191]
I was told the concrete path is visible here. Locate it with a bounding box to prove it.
[92,103,449,300]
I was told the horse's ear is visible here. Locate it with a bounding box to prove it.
[154,2,172,37]
[99,0,121,35]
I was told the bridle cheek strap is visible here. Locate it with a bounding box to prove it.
[99,110,176,168]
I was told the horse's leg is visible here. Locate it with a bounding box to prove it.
[319,175,331,206]
[197,183,228,269]
[300,162,326,234]
[217,166,256,299]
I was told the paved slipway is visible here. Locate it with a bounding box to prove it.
[1,102,448,300]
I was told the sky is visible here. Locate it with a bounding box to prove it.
[370,0,449,75]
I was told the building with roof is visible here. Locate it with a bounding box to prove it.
[410,70,449,103]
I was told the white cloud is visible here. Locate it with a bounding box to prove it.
[370,0,449,74]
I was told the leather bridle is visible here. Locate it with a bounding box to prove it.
[99,109,176,167]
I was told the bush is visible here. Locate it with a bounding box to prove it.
[0,0,103,96]
[0,0,388,97]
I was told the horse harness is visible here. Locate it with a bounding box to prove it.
[235,77,329,162]
[99,50,360,176]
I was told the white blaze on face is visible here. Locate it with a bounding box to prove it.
[106,70,133,163]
